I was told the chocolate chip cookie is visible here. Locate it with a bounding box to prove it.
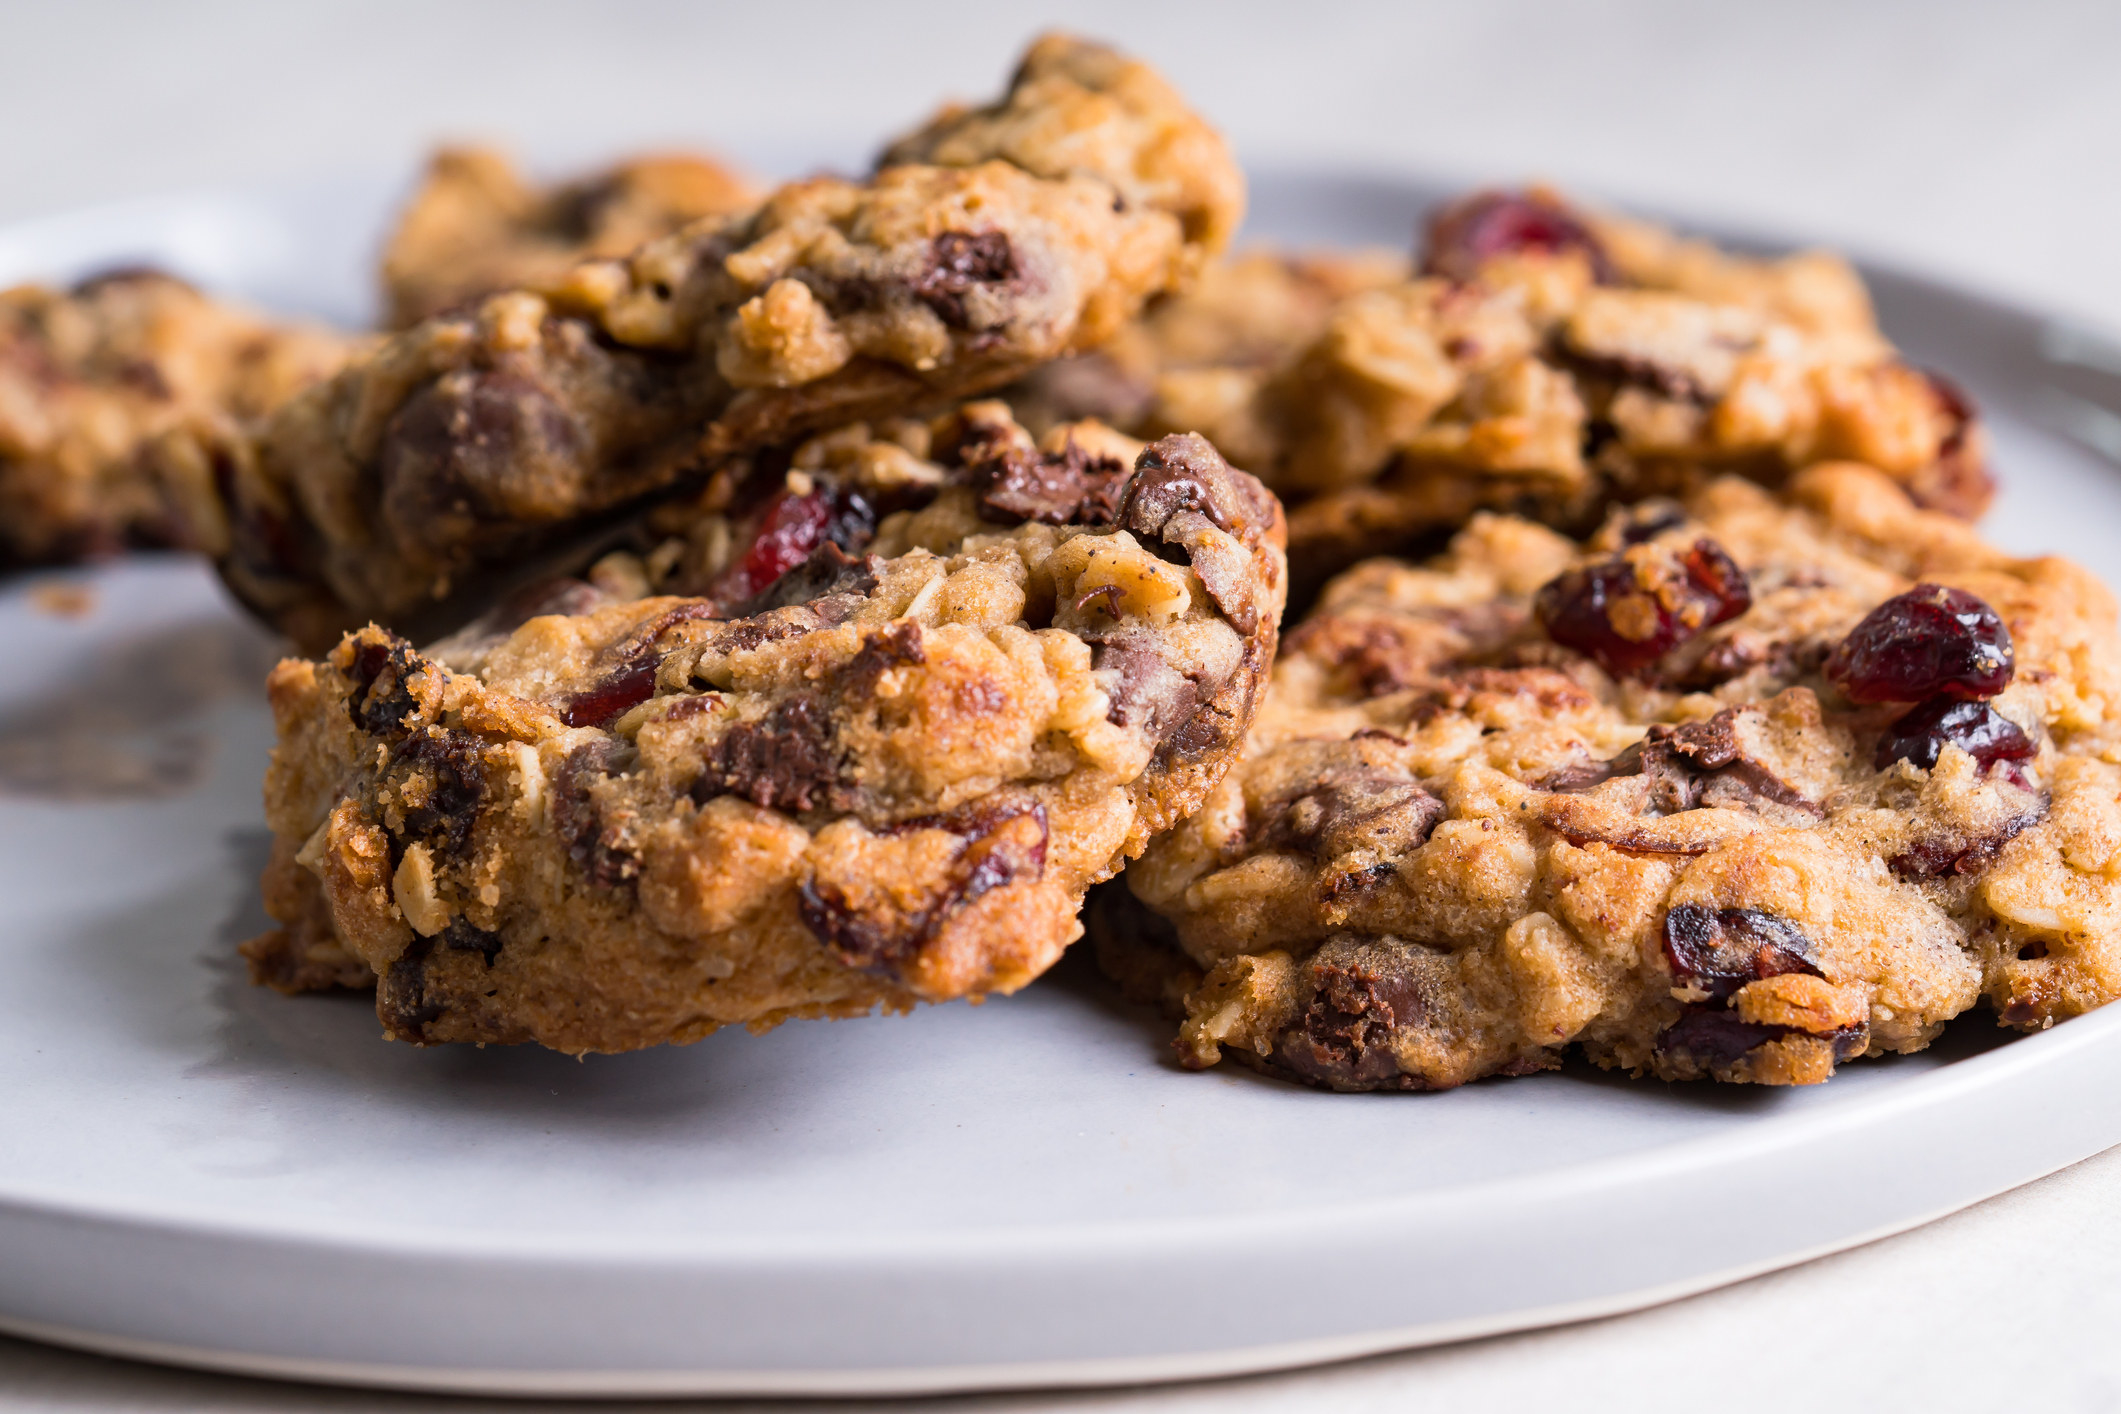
[1063,187,1988,592]
[1000,245,1408,438]
[217,34,1243,652]
[1100,461,2119,1089]
[0,269,357,565]
[379,145,759,328]
[246,409,1285,1053]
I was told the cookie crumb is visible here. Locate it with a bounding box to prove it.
[30,583,96,618]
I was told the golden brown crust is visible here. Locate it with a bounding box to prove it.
[255,412,1284,1054]
[219,36,1245,650]
[1030,187,1990,591]
[880,32,1244,259]
[1105,463,2121,1090]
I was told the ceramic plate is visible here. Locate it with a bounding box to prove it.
[3,172,2121,1398]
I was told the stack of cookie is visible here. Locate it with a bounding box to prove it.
[7,34,2116,1090]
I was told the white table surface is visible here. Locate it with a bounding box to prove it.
[5,1,2119,1408]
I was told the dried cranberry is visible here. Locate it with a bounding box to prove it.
[1876,696,2036,775]
[1534,538,1751,678]
[1421,189,1614,285]
[709,484,876,610]
[1825,584,2013,703]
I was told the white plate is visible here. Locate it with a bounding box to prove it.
[3,174,2121,1399]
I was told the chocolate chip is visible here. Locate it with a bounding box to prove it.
[553,738,637,889]
[389,728,487,861]
[1663,904,1822,1001]
[971,438,1131,526]
[378,366,586,525]
[840,621,927,688]
[1609,708,1819,817]
[377,934,445,1040]
[1273,939,1435,1090]
[1092,628,1207,737]
[912,230,1019,328]
[1890,799,2047,879]
[690,695,839,814]
[1654,1005,1867,1076]
[1270,769,1443,862]
[347,635,425,736]
[1121,433,1272,542]
[441,914,505,965]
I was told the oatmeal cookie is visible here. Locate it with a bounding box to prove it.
[0,269,356,564]
[1001,245,1407,438]
[219,34,1243,651]
[1103,462,2121,1089]
[1128,187,1988,589]
[379,145,758,327]
[245,416,1286,1052]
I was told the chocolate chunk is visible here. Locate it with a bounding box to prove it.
[1273,939,1434,1091]
[377,366,587,527]
[346,635,426,736]
[377,934,445,1040]
[912,230,1019,328]
[389,728,487,861]
[441,914,505,965]
[1654,1007,1785,1071]
[553,738,638,889]
[1092,627,1209,739]
[1121,433,1271,542]
[1119,434,1277,635]
[1890,800,2047,879]
[1271,769,1444,862]
[691,695,839,814]
[841,621,927,688]
[1662,904,1823,1001]
[799,798,1049,972]
[1613,708,1818,816]
[1655,1005,1867,1075]
[971,438,1131,526]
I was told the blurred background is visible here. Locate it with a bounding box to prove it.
[6,0,2116,324]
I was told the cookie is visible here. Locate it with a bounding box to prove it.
[1000,246,1408,438]
[0,269,357,565]
[218,34,1244,651]
[379,145,758,327]
[1053,187,1987,592]
[1102,461,2120,1089]
[245,410,1286,1053]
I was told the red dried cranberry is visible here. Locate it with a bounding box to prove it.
[1421,190,1614,285]
[1876,696,2035,776]
[1825,584,2013,703]
[1534,538,1751,678]
[709,484,876,609]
